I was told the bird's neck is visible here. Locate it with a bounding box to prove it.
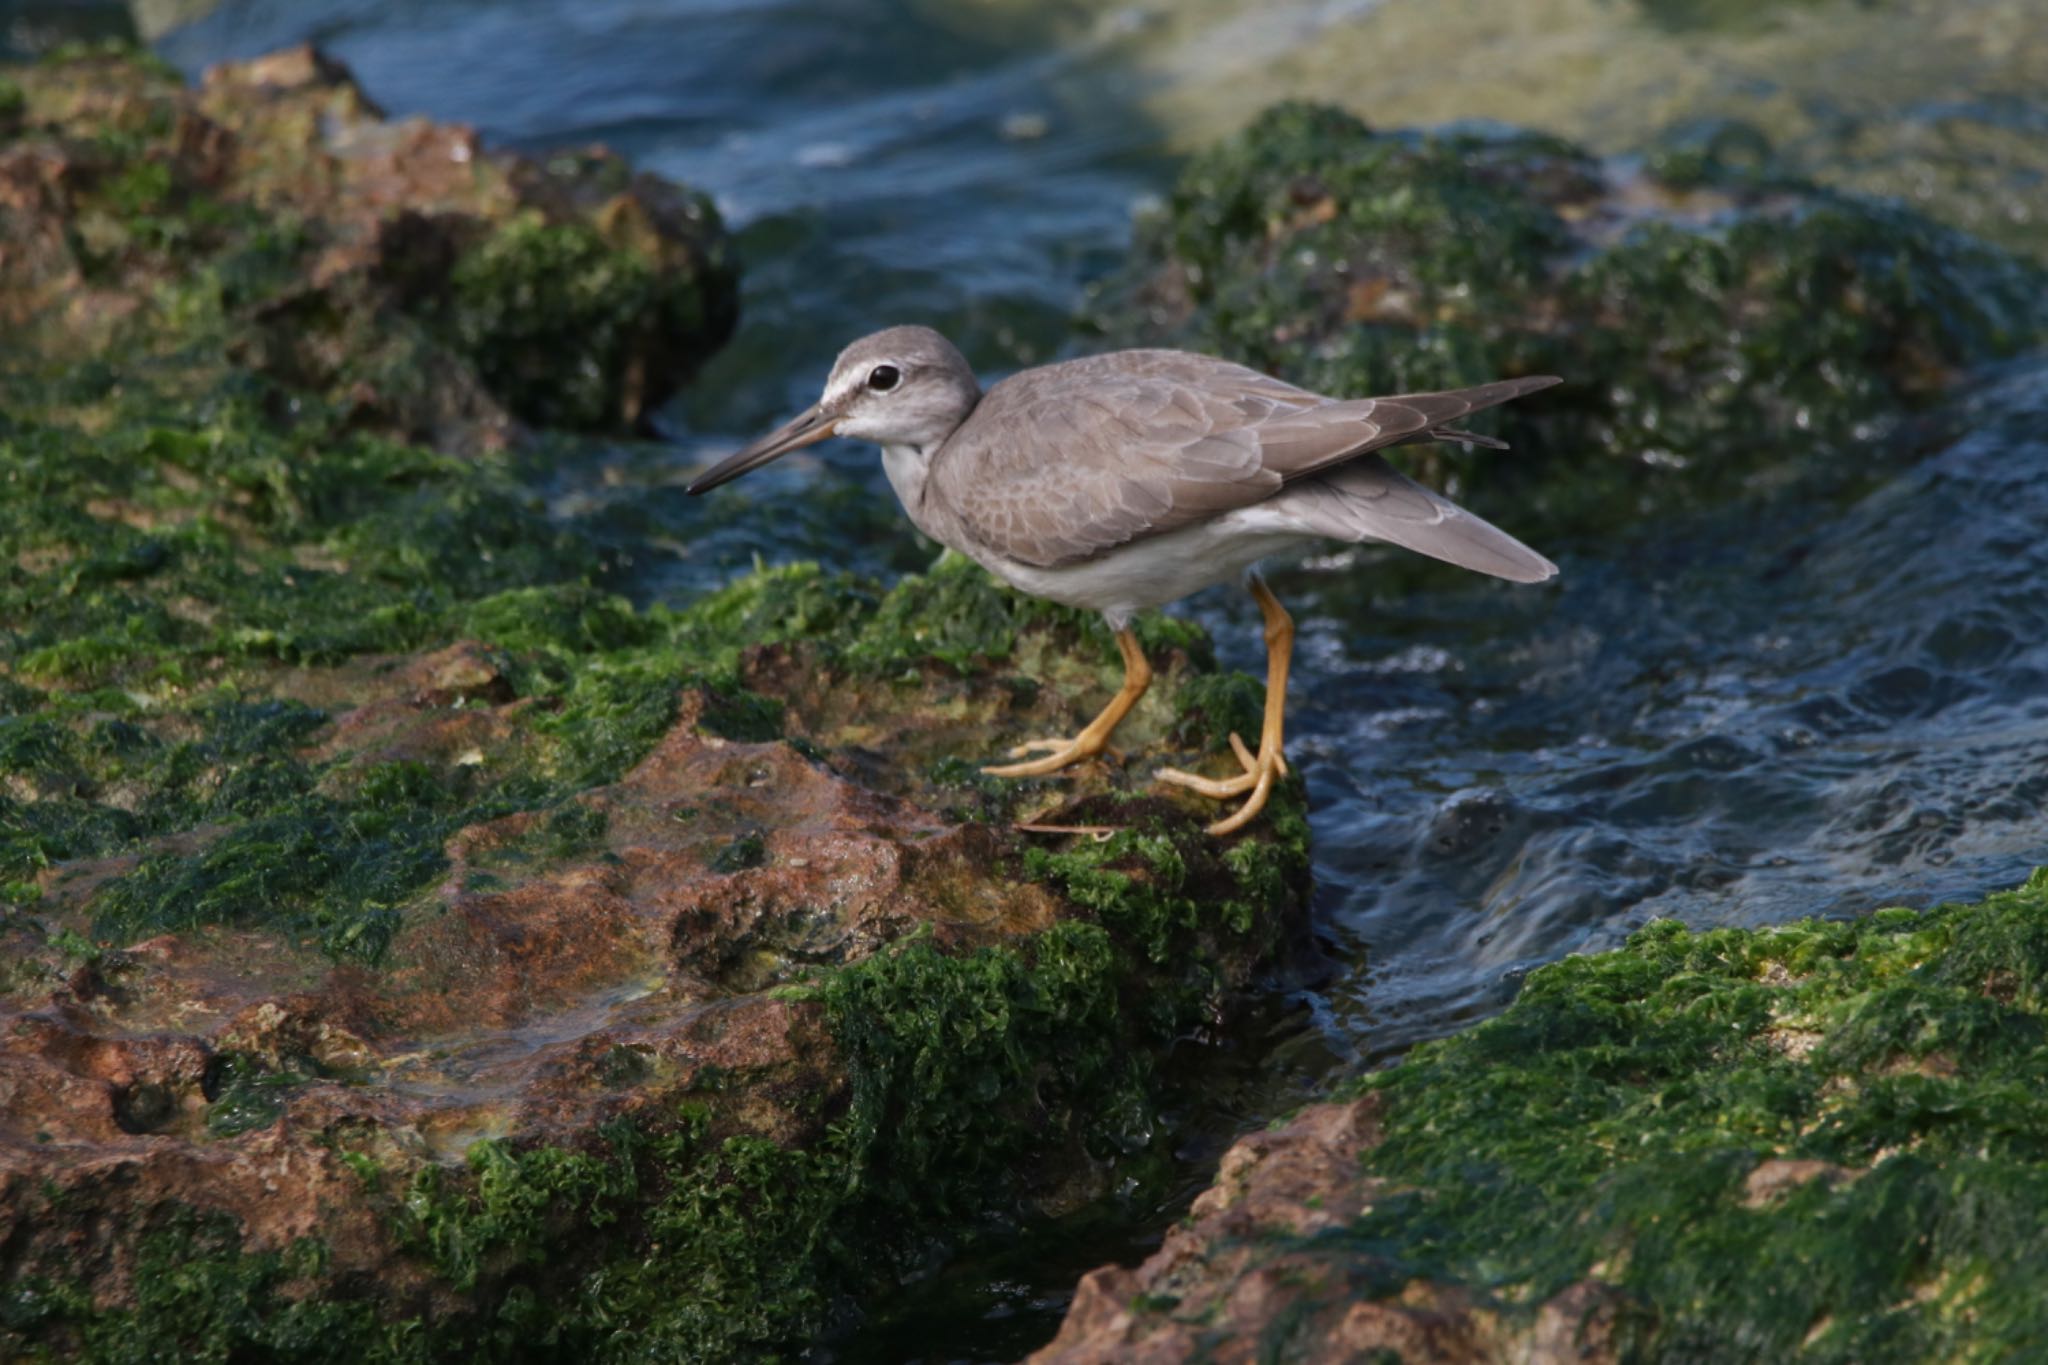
[880,444,942,540]
[881,399,975,544]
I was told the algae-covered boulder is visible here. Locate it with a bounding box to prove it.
[0,317,1312,1364]
[1038,868,2048,1363]
[0,560,1312,1360]
[1091,103,2048,539]
[0,44,736,441]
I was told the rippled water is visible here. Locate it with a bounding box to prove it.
[59,0,2048,1355]
[1283,362,2048,1068]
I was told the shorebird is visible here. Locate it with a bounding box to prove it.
[689,327,1558,835]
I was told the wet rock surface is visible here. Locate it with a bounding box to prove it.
[2,629,1311,1359]
[0,46,1310,1361]
[1041,871,2048,1362]
[0,43,735,441]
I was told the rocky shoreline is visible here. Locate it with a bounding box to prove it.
[1037,872,2048,1362]
[0,45,1314,1360]
[4,38,2046,1364]
[1028,95,2048,1365]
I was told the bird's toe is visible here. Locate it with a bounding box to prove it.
[1153,764,1257,799]
[1155,741,1288,834]
[985,733,1124,778]
[1006,738,1070,759]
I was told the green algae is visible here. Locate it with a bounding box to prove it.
[0,52,1315,1360]
[461,585,653,660]
[1025,805,1306,966]
[1168,670,1266,751]
[5,827,1294,1361]
[0,49,734,438]
[440,214,736,431]
[825,921,1140,1211]
[0,378,630,945]
[0,359,619,945]
[2,1211,392,1365]
[89,759,478,963]
[708,828,769,873]
[0,392,593,682]
[1241,870,2048,1361]
[0,398,1233,958]
[201,1054,313,1138]
[3,697,340,886]
[1633,0,1833,30]
[3,241,1306,1360]
[1093,102,2048,541]
[0,49,741,954]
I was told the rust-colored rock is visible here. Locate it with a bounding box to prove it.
[1033,1095,1630,1365]
[0,604,1309,1349]
[0,45,736,443]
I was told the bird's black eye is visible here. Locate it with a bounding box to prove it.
[867,364,901,392]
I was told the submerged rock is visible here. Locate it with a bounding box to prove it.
[1090,103,2048,543]
[0,45,736,441]
[1038,868,2048,1361]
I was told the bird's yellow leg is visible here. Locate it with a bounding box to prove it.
[1155,577,1292,835]
[984,628,1153,778]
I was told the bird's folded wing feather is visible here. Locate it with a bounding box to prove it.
[935,351,1555,569]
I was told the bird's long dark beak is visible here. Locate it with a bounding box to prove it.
[686,403,838,494]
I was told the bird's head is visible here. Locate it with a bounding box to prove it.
[687,325,981,494]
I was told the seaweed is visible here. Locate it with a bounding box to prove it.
[1264,872,2048,1361]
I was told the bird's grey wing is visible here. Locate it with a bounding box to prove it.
[939,367,1398,568]
[932,385,1241,567]
[938,359,1557,569]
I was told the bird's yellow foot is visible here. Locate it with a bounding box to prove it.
[982,735,1119,778]
[983,627,1152,779]
[1155,733,1289,835]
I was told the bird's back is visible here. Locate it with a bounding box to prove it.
[928,347,1556,572]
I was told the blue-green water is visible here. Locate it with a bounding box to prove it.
[47,1,2048,1356]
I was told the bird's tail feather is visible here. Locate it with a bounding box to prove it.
[1424,425,1511,450]
[1271,458,1558,583]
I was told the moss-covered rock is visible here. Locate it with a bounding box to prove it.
[0,44,736,440]
[1038,870,2048,1363]
[0,314,1311,1356]
[0,68,1314,1365]
[0,569,1312,1359]
[1091,103,2048,542]
[0,44,1312,1359]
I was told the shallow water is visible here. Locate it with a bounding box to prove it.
[87,0,2048,1355]
[1121,0,2048,256]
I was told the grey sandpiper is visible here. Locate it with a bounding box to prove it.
[689,326,1559,835]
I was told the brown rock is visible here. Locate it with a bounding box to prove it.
[1741,1156,1861,1207]
[1033,1096,1630,1365]
[1,44,734,445]
[0,624,1293,1333]
[0,146,82,323]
